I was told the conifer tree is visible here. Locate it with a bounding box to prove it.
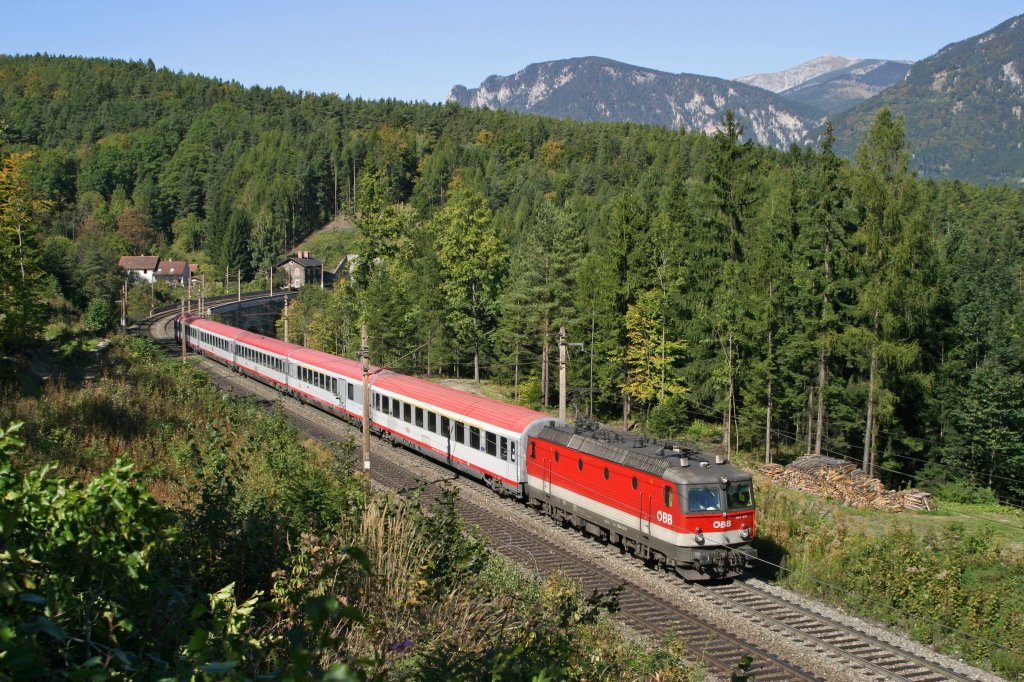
[430,180,507,382]
[796,120,855,455]
[848,109,936,476]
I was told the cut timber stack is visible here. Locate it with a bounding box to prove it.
[759,456,933,512]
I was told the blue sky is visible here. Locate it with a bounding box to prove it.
[5,1,1023,102]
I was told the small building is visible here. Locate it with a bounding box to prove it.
[118,255,160,283]
[154,260,190,286]
[277,251,323,289]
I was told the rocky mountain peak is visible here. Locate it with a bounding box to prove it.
[736,55,862,93]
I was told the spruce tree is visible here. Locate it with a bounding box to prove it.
[849,109,936,476]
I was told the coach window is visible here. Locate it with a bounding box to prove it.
[604,466,610,480]
[403,403,412,423]
[415,407,424,428]
[391,400,400,418]
[500,437,508,461]
[454,421,464,443]
[485,431,496,456]
[632,476,638,490]
[469,426,480,450]
[333,378,339,394]
[428,412,437,433]
[510,442,516,462]
[664,486,673,508]
[348,383,355,401]
[441,416,450,436]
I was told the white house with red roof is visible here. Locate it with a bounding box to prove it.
[117,255,160,283]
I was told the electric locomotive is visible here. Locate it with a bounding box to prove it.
[527,421,756,580]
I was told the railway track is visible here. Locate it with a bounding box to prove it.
[141,306,992,682]
[692,581,982,682]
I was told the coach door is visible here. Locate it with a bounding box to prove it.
[442,416,453,467]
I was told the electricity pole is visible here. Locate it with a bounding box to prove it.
[558,326,567,422]
[283,296,290,343]
[361,325,371,474]
[120,279,128,328]
[237,270,241,303]
[180,296,186,361]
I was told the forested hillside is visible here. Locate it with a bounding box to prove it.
[2,54,1023,504]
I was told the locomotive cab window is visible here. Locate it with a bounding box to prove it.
[726,482,754,509]
[687,486,721,512]
[631,476,638,490]
[664,486,674,508]
[603,467,610,480]
[578,458,583,471]
[554,450,560,463]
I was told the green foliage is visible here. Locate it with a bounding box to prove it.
[0,421,168,678]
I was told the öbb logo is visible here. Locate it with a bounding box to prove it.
[712,519,733,529]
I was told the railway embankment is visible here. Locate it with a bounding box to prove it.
[0,334,700,681]
[750,462,1024,679]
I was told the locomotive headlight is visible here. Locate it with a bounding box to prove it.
[740,527,752,540]
[694,528,705,545]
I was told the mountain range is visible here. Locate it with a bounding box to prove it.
[448,57,820,149]
[448,13,1024,183]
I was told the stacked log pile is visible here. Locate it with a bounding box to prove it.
[759,455,933,512]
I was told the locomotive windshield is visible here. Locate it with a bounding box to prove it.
[687,486,721,512]
[727,482,754,509]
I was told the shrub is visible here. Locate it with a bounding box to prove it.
[83,297,117,333]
